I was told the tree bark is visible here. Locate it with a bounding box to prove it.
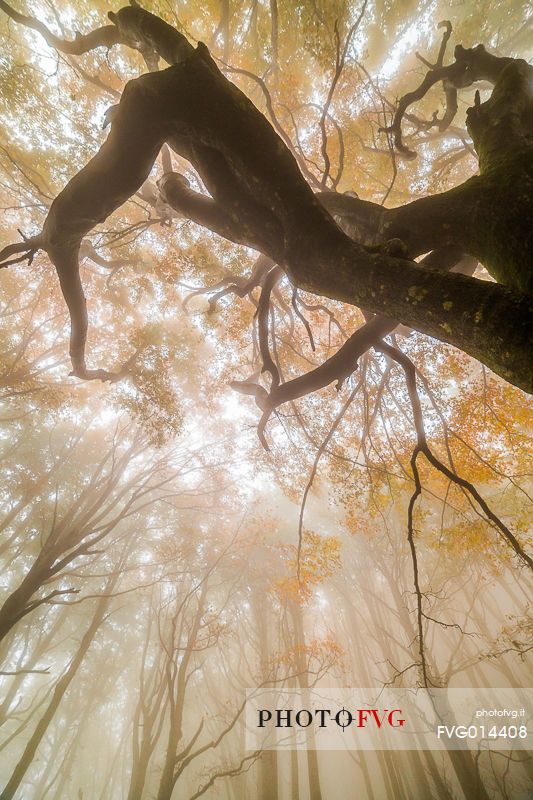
[12,7,529,392]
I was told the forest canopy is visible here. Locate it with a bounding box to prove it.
[0,1,532,799]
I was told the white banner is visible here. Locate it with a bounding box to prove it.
[245,687,533,751]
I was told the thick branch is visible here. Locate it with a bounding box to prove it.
[3,7,531,393]
[232,249,473,440]
[0,0,119,53]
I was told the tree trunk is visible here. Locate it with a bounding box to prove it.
[288,601,322,800]
[155,581,208,800]
[0,583,114,800]
[30,15,533,392]
[253,590,278,800]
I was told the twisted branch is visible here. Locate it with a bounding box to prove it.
[382,23,512,158]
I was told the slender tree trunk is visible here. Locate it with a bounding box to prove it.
[127,746,154,800]
[406,749,436,799]
[422,749,453,799]
[351,753,376,800]
[289,748,299,800]
[126,654,167,800]
[289,601,322,800]
[0,583,114,800]
[0,611,65,727]
[155,581,208,800]
[49,729,79,800]
[374,569,492,800]
[254,591,278,800]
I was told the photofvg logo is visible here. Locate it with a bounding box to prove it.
[244,688,533,751]
[249,693,408,750]
[258,706,405,731]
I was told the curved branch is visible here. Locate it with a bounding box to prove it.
[256,266,284,389]
[0,235,41,269]
[379,341,533,571]
[233,249,476,446]
[182,255,272,312]
[415,20,452,70]
[383,31,513,158]
[291,290,316,351]
[0,0,119,53]
[319,0,368,186]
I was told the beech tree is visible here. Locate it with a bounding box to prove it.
[0,2,531,391]
[1,0,531,570]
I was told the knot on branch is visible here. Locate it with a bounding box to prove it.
[157,171,190,202]
[454,43,485,63]
[102,104,119,129]
[465,59,533,171]
[157,172,201,222]
[383,238,409,258]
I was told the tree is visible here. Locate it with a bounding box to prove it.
[0,416,221,648]
[0,571,118,800]
[0,2,531,392]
